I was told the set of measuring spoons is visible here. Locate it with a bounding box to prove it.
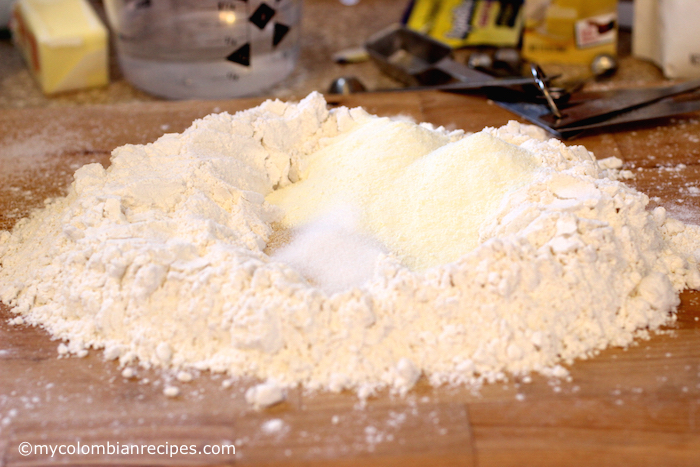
[331,24,700,139]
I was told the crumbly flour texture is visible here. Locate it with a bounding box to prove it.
[2,92,700,399]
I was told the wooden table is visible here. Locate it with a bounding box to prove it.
[1,91,699,466]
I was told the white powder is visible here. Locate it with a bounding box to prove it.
[246,381,286,409]
[269,129,544,270]
[1,92,700,401]
[260,418,286,435]
[270,207,388,294]
[176,371,193,382]
[163,386,180,398]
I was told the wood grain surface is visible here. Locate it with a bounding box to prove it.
[1,91,699,467]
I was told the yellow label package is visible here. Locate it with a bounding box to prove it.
[521,0,617,65]
[11,0,108,94]
[406,0,524,48]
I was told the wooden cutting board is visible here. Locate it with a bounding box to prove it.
[1,91,699,467]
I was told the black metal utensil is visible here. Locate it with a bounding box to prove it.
[365,24,534,88]
[495,64,700,139]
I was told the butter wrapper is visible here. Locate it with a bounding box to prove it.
[406,0,524,48]
[521,0,617,65]
[11,0,109,94]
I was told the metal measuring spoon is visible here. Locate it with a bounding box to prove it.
[591,53,619,79]
[328,76,367,95]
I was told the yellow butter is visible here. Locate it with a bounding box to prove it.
[11,0,108,94]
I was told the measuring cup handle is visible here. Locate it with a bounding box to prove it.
[433,58,495,83]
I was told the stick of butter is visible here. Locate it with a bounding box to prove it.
[11,0,108,94]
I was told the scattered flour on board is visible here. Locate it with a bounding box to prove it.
[1,92,700,403]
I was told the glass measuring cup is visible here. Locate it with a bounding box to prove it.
[103,0,301,99]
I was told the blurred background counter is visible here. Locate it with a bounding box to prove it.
[0,0,666,110]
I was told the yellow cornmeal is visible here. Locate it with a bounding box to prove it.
[266,120,543,270]
[266,118,451,225]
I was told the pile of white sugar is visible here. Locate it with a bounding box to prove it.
[1,92,700,401]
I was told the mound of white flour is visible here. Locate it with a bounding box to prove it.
[1,92,700,399]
